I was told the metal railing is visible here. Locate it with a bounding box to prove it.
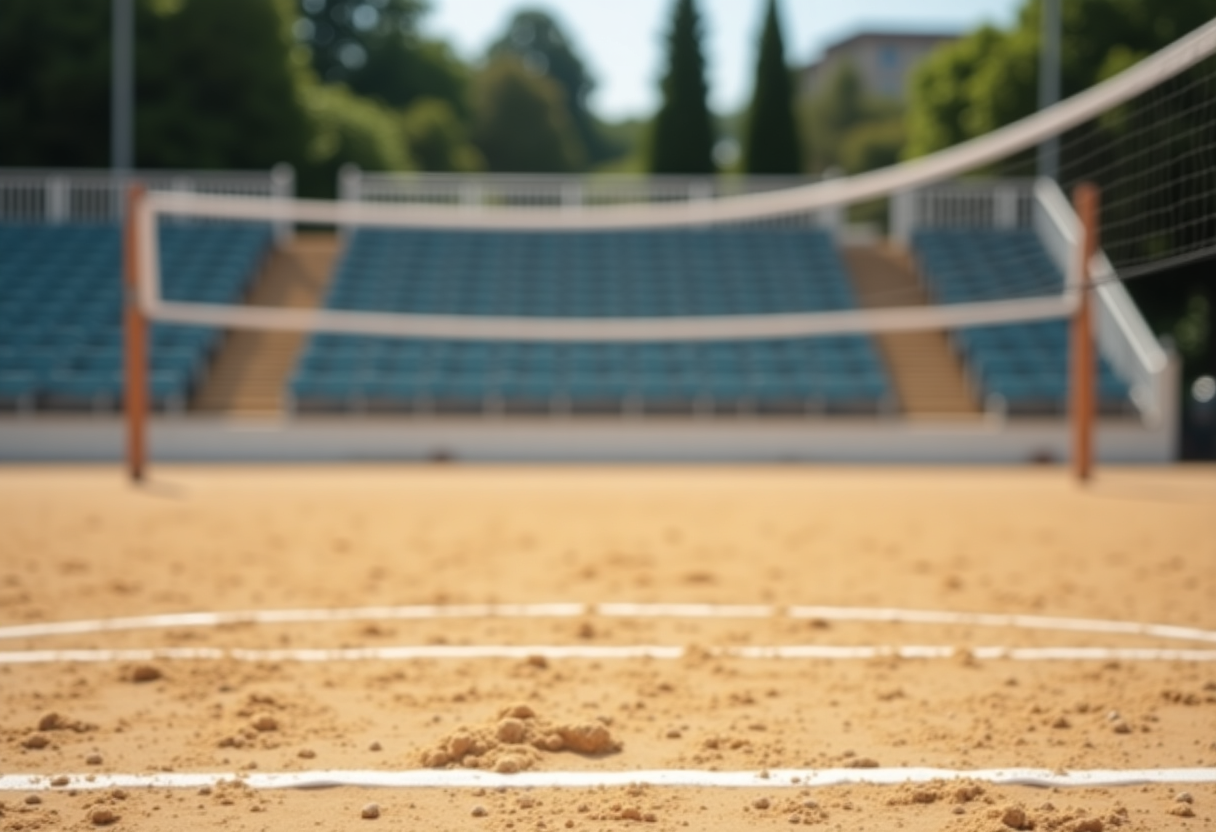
[0,165,295,226]
[894,177,1170,424]
[337,168,840,231]
[891,179,1037,243]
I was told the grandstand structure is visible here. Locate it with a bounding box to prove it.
[0,160,1177,464]
[8,14,1216,464]
[0,165,1175,463]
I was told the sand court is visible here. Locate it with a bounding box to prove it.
[0,466,1213,830]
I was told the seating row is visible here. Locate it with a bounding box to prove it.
[292,229,894,415]
[0,222,270,410]
[913,230,1133,415]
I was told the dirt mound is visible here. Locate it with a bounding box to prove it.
[420,703,621,773]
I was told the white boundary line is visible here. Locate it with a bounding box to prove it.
[3,768,1214,792]
[3,604,1213,645]
[4,645,1215,665]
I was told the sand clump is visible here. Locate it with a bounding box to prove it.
[888,780,988,807]
[421,703,620,773]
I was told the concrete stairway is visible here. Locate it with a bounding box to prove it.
[843,244,981,418]
[194,234,340,416]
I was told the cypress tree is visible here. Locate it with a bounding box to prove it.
[743,0,802,174]
[650,0,715,174]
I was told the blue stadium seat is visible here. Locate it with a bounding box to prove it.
[0,222,270,411]
[290,228,895,415]
[913,229,1132,415]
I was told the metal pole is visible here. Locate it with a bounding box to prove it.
[124,185,148,483]
[1038,0,1061,180]
[112,0,134,171]
[1071,182,1098,483]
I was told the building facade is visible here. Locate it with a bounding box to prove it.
[801,31,957,103]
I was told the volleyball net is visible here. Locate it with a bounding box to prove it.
[116,19,1216,475]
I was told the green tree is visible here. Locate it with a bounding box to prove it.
[0,0,312,171]
[904,27,1004,159]
[0,0,111,166]
[799,61,903,175]
[401,98,484,172]
[296,0,468,113]
[650,0,716,175]
[906,0,1216,157]
[137,0,311,170]
[297,82,414,197]
[490,10,614,167]
[743,0,801,174]
[472,56,583,173]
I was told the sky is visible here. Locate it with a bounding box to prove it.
[425,0,1024,120]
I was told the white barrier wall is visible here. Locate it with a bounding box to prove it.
[0,410,1178,464]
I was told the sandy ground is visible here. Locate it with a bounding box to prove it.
[0,465,1213,831]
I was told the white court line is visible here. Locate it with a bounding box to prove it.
[4,644,1216,665]
[3,768,1215,792]
[1,604,1214,644]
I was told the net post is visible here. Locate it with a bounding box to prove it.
[1071,183,1099,482]
[123,184,148,483]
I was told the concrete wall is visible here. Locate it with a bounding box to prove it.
[0,413,1175,465]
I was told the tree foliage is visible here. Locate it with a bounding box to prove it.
[490,9,612,166]
[0,0,311,170]
[0,0,111,166]
[906,0,1216,157]
[401,98,484,172]
[296,0,467,113]
[137,0,312,170]
[298,82,413,197]
[743,0,801,175]
[472,56,583,173]
[650,0,716,175]
[800,62,904,176]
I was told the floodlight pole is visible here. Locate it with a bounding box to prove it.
[111,0,134,172]
[124,185,148,483]
[1071,183,1098,482]
[1038,0,1061,180]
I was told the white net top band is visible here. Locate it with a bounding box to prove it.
[146,295,1077,343]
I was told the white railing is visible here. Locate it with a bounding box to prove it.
[895,177,1170,425]
[0,165,295,229]
[1031,178,1171,425]
[337,167,839,231]
[891,179,1037,243]
[1032,178,1081,289]
[1093,259,1172,425]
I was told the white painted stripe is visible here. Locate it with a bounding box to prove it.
[0,604,588,641]
[785,606,1216,644]
[3,768,1214,793]
[598,603,773,618]
[2,604,1212,645]
[3,644,1215,665]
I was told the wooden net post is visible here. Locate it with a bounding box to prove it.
[123,184,148,483]
[1071,183,1099,483]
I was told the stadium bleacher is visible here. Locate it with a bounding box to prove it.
[912,228,1132,415]
[291,228,894,415]
[0,222,270,411]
